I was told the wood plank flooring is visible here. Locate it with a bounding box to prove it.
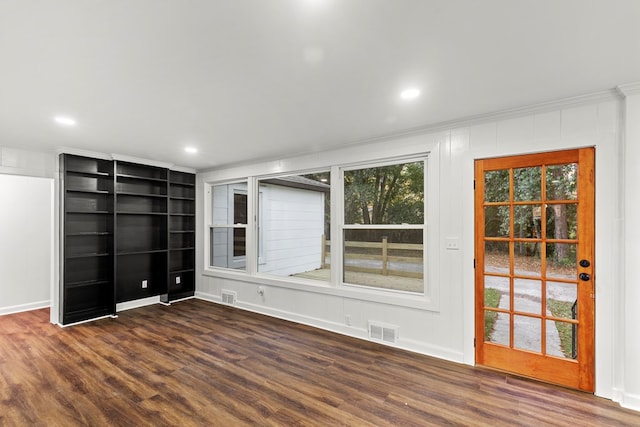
[1,299,639,426]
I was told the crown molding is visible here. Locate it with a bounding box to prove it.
[57,147,195,172]
[56,146,113,161]
[171,165,197,174]
[616,82,640,97]
[110,153,174,169]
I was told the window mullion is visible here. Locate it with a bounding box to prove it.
[332,165,343,287]
[245,177,258,276]
[342,224,424,230]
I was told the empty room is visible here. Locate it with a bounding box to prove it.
[1,1,640,425]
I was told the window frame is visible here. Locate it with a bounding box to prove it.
[209,180,249,271]
[339,156,427,294]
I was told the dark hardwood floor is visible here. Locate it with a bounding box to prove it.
[1,299,639,426]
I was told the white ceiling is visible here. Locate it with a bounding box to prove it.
[1,0,639,171]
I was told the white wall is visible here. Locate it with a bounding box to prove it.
[0,169,54,315]
[0,146,55,316]
[620,83,640,410]
[196,88,640,410]
[0,146,56,178]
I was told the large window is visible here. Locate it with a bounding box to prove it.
[207,158,427,295]
[342,159,425,292]
[210,182,247,270]
[257,172,330,281]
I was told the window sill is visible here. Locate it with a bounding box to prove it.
[201,267,439,311]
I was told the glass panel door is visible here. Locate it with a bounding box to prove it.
[475,148,595,392]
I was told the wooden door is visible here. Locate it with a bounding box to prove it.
[475,148,595,391]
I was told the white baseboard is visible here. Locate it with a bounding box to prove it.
[400,337,465,364]
[0,300,50,317]
[58,314,114,328]
[116,296,160,312]
[616,390,640,412]
[164,296,195,305]
[194,291,219,303]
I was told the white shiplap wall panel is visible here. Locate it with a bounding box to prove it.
[533,110,562,146]
[561,104,599,146]
[496,115,535,149]
[468,122,498,152]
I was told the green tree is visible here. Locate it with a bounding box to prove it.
[344,161,424,225]
[483,164,577,265]
[546,164,577,264]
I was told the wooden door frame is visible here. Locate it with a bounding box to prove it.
[474,148,595,392]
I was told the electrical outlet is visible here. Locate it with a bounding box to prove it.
[345,314,352,326]
[142,280,148,289]
[175,276,181,284]
[445,237,460,250]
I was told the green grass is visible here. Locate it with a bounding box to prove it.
[547,299,576,358]
[484,288,501,340]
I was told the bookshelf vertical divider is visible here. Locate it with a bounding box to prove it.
[164,171,196,302]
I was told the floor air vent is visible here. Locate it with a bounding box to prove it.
[221,290,237,305]
[368,321,399,344]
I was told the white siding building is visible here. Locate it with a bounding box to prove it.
[258,177,327,277]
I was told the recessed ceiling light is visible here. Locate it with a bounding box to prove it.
[400,88,420,100]
[184,147,198,154]
[54,116,77,126]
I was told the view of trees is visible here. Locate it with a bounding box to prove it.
[484,164,578,266]
[344,161,424,225]
[343,161,424,244]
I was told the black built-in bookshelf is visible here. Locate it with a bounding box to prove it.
[60,154,196,325]
[61,155,115,324]
[115,162,169,303]
[163,171,196,303]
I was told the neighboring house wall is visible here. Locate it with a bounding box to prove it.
[258,183,324,277]
[197,89,640,411]
[0,147,55,315]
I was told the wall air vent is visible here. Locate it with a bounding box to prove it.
[221,290,237,305]
[368,321,399,344]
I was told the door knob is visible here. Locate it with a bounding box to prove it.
[579,259,591,268]
[579,273,591,281]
